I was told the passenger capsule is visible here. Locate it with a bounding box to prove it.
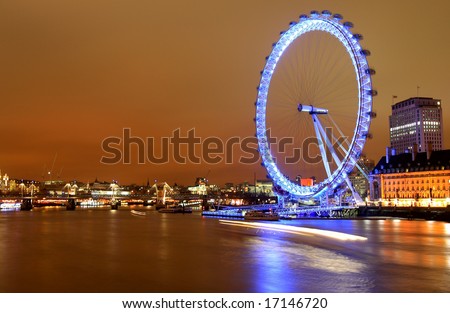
[360,49,371,56]
[333,14,343,20]
[299,14,308,20]
[353,33,363,41]
[343,21,354,29]
[321,10,332,16]
[367,89,378,96]
[365,68,376,75]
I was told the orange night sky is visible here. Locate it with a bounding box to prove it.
[1,0,449,186]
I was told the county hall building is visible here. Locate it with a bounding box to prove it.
[369,146,450,207]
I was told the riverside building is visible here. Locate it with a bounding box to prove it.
[369,146,450,207]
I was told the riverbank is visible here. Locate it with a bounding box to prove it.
[357,205,450,222]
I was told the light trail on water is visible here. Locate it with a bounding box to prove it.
[219,219,368,241]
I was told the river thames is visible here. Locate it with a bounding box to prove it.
[1,207,449,293]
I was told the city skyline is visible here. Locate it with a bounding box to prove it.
[1,0,449,186]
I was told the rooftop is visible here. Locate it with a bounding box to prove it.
[371,149,450,175]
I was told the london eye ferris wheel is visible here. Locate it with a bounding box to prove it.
[255,10,376,203]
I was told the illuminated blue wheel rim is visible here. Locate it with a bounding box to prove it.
[255,11,374,200]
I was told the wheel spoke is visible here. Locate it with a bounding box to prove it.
[312,115,332,178]
[313,114,343,169]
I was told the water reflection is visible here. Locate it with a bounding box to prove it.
[1,210,449,292]
[368,220,450,270]
[224,221,373,292]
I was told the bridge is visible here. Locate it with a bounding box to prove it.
[1,192,359,218]
[0,192,207,211]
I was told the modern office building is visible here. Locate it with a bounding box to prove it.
[389,97,443,153]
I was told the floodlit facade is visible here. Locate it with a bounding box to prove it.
[369,148,450,207]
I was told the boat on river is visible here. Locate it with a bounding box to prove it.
[244,210,279,221]
[158,205,192,214]
[131,210,147,216]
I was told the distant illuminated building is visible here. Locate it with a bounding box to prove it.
[188,184,207,195]
[255,180,274,196]
[91,179,110,190]
[0,172,9,193]
[349,156,375,198]
[41,180,65,196]
[7,179,40,195]
[223,183,235,193]
[294,175,315,187]
[300,178,314,187]
[195,177,207,186]
[90,180,131,198]
[349,173,367,198]
[389,97,443,153]
[369,147,450,207]
[188,178,207,195]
